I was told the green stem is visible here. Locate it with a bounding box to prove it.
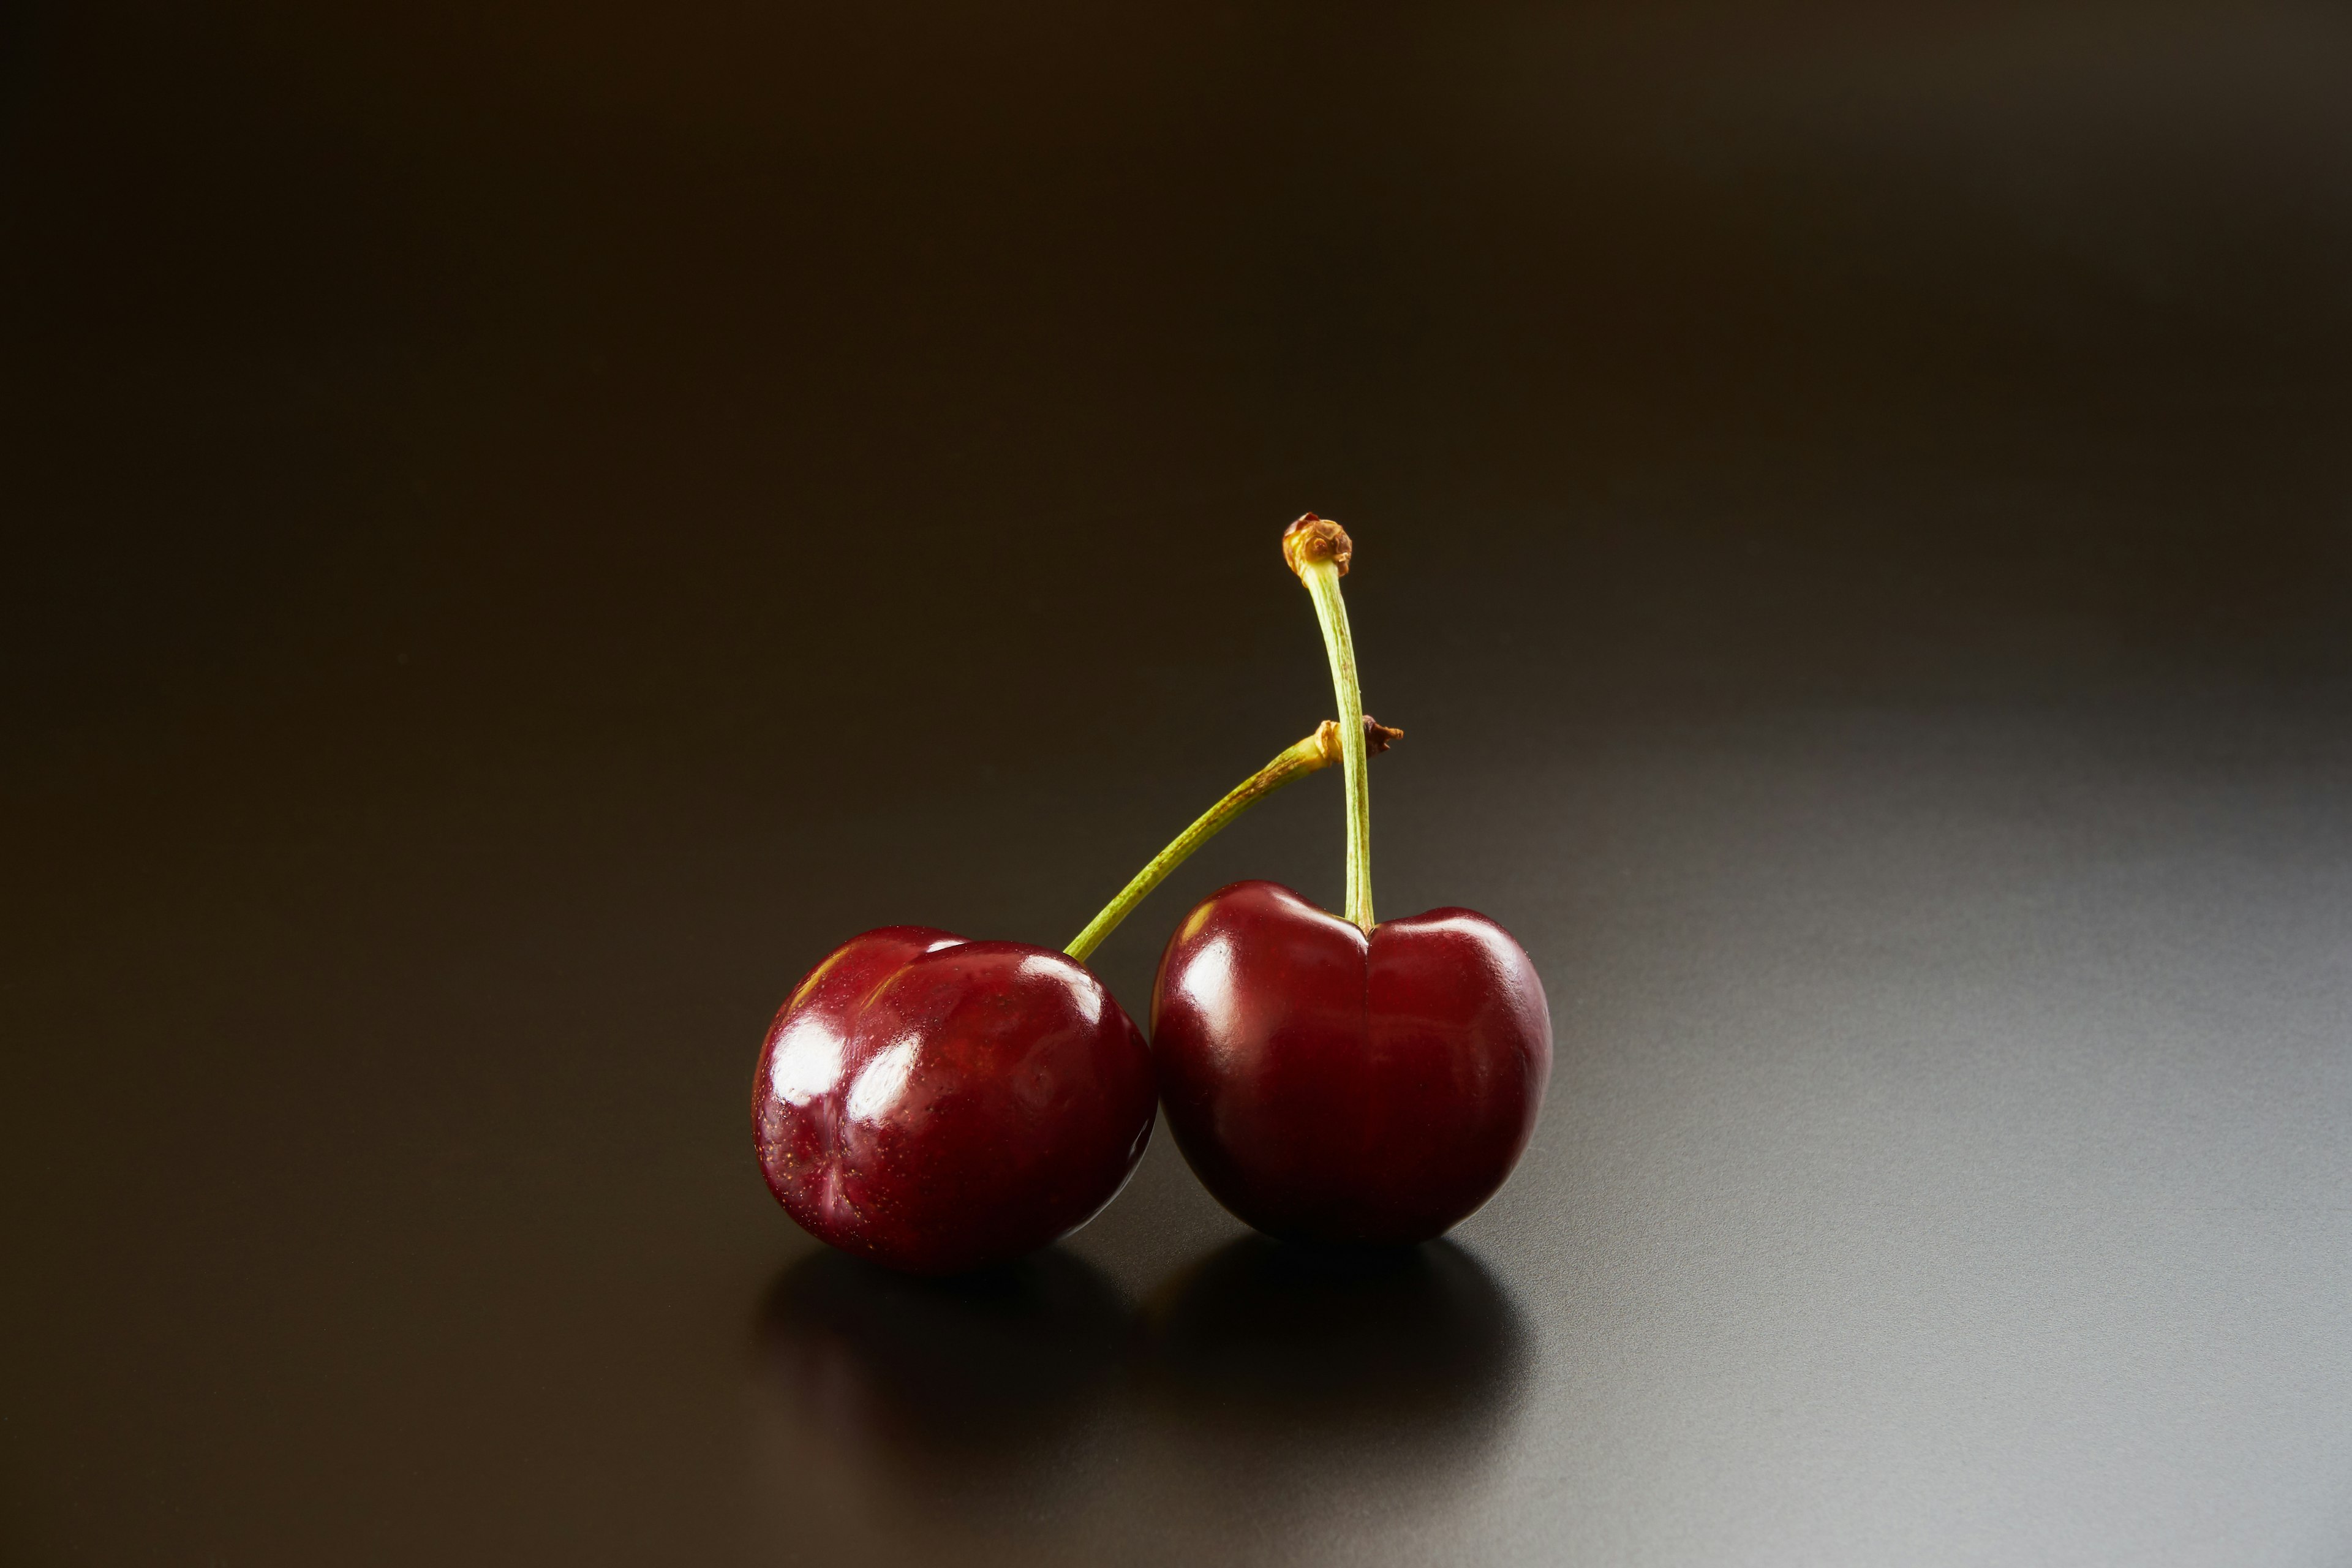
[1064,719,1389,963]
[1298,559,1373,930]
[1286,516,1374,931]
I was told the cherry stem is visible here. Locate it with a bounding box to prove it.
[1063,716,1401,964]
[1285,516,1374,931]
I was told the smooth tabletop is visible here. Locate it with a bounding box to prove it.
[5,3,2351,1564]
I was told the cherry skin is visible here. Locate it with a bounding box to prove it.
[1149,881,1551,1245]
[753,927,1157,1275]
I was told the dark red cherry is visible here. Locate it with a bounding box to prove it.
[753,927,1157,1275]
[1149,881,1551,1245]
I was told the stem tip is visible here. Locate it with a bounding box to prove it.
[1282,514,1352,579]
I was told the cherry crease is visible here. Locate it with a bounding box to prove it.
[1150,881,1552,1245]
[753,927,1157,1275]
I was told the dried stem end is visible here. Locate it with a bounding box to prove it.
[1313,714,1402,766]
[1281,514,1353,579]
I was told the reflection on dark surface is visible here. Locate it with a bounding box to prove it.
[749,1245,1136,1562]
[747,1234,1536,1562]
[753,1245,1129,1468]
[1145,1237,1531,1480]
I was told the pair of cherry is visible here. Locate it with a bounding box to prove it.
[753,518,1553,1274]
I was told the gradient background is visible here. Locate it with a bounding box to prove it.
[4,3,2350,1564]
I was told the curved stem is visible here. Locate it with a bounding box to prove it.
[1064,718,1397,963]
[1298,557,1374,932]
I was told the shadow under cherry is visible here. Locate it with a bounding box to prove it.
[1141,1234,1534,1490]
[753,1245,1131,1463]
[747,1242,1135,1559]
[747,1232,1536,1558]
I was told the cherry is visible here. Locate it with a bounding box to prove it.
[754,929,1155,1275]
[1150,881,1549,1243]
[755,714,1397,1274]
[1148,517,1552,1245]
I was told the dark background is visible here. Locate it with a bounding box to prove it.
[4,2,2350,1563]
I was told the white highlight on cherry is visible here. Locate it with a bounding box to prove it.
[1176,936,1237,1018]
[846,1037,922,1123]
[1020,952,1101,1027]
[767,1017,845,1107]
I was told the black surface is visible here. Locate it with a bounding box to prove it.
[5,3,2351,1564]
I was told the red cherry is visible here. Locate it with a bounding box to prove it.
[753,927,1157,1275]
[1149,881,1551,1245]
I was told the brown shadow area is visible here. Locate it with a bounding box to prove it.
[1138,1234,1534,1516]
[752,1245,1131,1468]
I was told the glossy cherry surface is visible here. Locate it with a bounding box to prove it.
[1150,881,1551,1245]
[754,927,1156,1275]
